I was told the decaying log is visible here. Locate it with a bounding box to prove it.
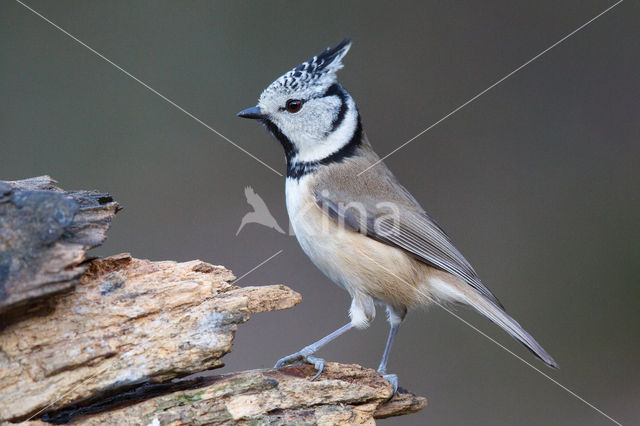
[0,177,426,424]
[32,363,426,425]
[0,254,301,422]
[0,176,120,323]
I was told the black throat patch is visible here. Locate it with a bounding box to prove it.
[261,118,297,160]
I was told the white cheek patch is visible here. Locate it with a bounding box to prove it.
[291,98,357,163]
[295,96,342,136]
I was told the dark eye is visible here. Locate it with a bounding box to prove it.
[285,99,303,113]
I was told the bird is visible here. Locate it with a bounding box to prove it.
[236,186,286,235]
[237,39,557,391]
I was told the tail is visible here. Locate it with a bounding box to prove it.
[463,289,558,368]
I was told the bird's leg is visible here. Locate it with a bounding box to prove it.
[274,322,353,380]
[377,305,406,394]
[377,323,399,375]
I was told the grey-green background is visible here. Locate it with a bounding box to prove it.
[2,1,638,424]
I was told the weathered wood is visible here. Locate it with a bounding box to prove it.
[0,254,302,422]
[0,176,120,323]
[25,363,426,425]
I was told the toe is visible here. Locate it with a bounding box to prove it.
[382,373,399,394]
[274,352,302,368]
[306,355,325,381]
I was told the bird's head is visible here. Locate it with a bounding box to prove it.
[238,39,360,165]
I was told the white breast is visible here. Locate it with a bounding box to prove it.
[285,175,349,291]
[285,176,311,229]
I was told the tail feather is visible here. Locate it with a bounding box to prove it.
[465,290,558,368]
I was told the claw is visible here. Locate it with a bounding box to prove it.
[274,352,303,369]
[307,355,325,380]
[275,352,326,381]
[382,373,399,394]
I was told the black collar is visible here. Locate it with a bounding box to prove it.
[286,117,362,180]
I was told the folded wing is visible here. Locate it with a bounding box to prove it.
[314,188,504,308]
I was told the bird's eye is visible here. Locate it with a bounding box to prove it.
[285,99,303,113]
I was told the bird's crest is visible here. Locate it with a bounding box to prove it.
[260,39,352,100]
[289,38,351,84]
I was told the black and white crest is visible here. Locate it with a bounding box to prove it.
[260,39,351,101]
[286,39,352,89]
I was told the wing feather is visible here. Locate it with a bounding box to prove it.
[314,189,503,308]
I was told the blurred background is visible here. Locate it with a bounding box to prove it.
[1,1,638,424]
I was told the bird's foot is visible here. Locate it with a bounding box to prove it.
[275,352,325,381]
[380,373,399,394]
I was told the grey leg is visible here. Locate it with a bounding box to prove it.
[377,323,399,375]
[275,322,353,380]
[377,305,406,393]
[377,323,400,393]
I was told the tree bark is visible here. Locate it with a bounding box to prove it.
[0,176,119,324]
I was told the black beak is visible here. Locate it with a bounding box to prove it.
[237,106,264,120]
